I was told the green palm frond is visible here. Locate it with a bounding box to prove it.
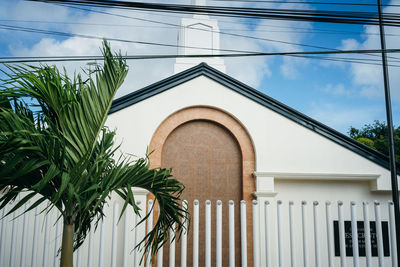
[0,41,186,263]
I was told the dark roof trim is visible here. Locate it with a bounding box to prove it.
[110,62,399,174]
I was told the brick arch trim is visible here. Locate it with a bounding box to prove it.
[148,105,256,266]
[148,105,256,202]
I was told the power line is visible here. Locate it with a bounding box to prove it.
[51,4,400,62]
[210,0,400,8]
[0,24,260,54]
[5,19,399,37]
[4,6,399,63]
[2,48,400,64]
[0,19,176,29]
[31,0,400,27]
[49,4,380,54]
[60,2,381,36]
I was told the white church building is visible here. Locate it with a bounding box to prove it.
[105,3,399,266]
[0,1,399,267]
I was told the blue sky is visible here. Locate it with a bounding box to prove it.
[1,0,399,134]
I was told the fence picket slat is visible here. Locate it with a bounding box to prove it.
[288,201,295,267]
[264,201,271,267]
[216,200,222,267]
[87,223,93,267]
[134,201,141,267]
[0,207,6,267]
[111,202,120,267]
[42,214,49,267]
[313,201,320,267]
[169,224,176,267]
[325,201,334,267]
[31,207,39,267]
[193,200,199,267]
[98,214,106,267]
[205,200,211,267]
[350,201,359,267]
[20,203,29,267]
[146,200,154,267]
[277,200,283,267]
[53,219,62,267]
[229,200,235,267]
[9,211,17,267]
[240,200,248,267]
[252,200,260,267]
[388,201,398,267]
[374,201,384,267]
[338,201,346,267]
[181,200,188,267]
[363,202,372,267]
[301,201,308,267]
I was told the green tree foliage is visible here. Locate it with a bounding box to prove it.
[0,41,187,267]
[348,120,400,162]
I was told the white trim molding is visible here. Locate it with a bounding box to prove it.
[253,171,382,193]
[254,171,380,181]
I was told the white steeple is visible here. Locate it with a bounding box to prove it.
[174,0,226,73]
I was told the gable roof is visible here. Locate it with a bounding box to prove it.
[110,62,399,174]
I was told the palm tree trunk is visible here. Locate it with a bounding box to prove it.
[60,222,74,267]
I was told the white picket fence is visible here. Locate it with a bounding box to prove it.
[0,198,398,267]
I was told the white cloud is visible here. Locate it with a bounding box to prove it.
[330,0,400,102]
[6,1,181,97]
[5,0,313,96]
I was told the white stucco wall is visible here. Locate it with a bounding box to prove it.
[107,75,397,193]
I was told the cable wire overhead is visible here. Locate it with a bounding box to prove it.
[30,0,400,27]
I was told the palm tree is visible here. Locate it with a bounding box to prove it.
[0,41,186,267]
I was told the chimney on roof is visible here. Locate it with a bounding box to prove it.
[173,0,226,74]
